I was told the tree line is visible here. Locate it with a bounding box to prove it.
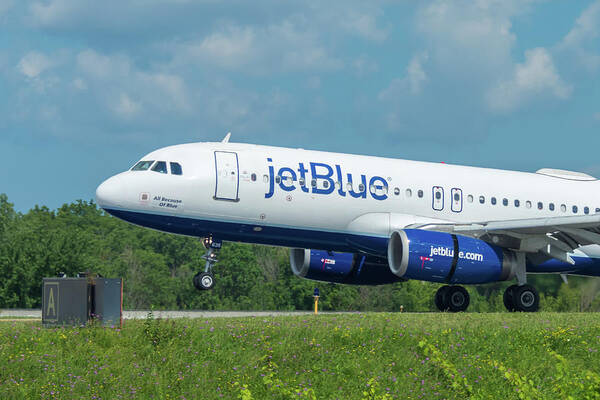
[1,193,599,312]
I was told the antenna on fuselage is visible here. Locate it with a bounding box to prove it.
[222,132,231,143]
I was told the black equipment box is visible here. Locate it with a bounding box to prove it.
[42,277,122,327]
[93,278,123,327]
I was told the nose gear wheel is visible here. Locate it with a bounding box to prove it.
[193,237,222,291]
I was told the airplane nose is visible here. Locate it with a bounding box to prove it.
[96,176,123,209]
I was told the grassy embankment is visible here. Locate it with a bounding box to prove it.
[1,313,600,399]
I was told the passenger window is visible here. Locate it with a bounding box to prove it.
[335,181,341,190]
[596,208,600,214]
[346,182,353,191]
[298,178,305,186]
[358,183,365,192]
[573,205,578,214]
[263,174,269,183]
[526,201,532,209]
[151,161,168,174]
[561,204,567,212]
[479,196,485,204]
[502,198,508,206]
[394,187,400,196]
[131,160,154,171]
[170,162,183,175]
[406,189,412,198]
[323,180,329,189]
[275,176,281,184]
[454,193,461,202]
[514,199,520,207]
[418,190,424,198]
[311,179,317,188]
[251,173,257,182]
[584,206,590,214]
[537,202,543,210]
[467,195,473,203]
[491,197,497,205]
[549,203,555,211]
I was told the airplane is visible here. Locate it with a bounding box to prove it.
[95,134,600,312]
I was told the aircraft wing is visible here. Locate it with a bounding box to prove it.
[410,214,600,265]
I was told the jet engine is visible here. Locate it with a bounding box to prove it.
[387,229,517,284]
[290,249,404,285]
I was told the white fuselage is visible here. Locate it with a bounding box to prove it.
[96,141,600,256]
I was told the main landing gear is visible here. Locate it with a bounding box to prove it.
[503,252,539,312]
[435,285,470,312]
[503,284,539,312]
[193,237,222,291]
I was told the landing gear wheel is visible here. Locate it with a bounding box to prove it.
[503,284,518,312]
[447,286,470,312]
[513,284,539,312]
[435,285,451,311]
[193,237,221,291]
[193,272,214,291]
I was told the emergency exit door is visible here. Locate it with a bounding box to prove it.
[451,188,463,213]
[432,186,444,211]
[214,151,239,202]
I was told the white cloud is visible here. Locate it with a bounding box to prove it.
[18,51,54,78]
[338,10,388,42]
[29,0,78,26]
[406,52,428,94]
[556,1,600,72]
[174,21,343,73]
[112,93,141,118]
[415,0,527,78]
[76,50,130,79]
[486,48,572,113]
[193,26,256,69]
[76,49,189,117]
[379,52,429,100]
[560,1,600,47]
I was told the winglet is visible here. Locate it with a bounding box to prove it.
[222,132,231,143]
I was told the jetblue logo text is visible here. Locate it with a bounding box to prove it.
[265,158,389,201]
[429,246,484,262]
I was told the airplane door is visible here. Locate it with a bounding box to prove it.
[432,186,444,211]
[451,188,463,213]
[214,151,239,202]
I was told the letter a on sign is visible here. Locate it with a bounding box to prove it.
[43,282,59,321]
[47,287,56,317]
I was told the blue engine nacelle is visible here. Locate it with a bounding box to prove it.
[290,249,404,285]
[387,229,517,284]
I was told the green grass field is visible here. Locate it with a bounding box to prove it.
[1,313,600,399]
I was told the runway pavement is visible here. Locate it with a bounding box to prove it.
[0,309,351,320]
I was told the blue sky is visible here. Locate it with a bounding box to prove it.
[1,0,599,212]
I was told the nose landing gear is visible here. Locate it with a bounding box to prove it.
[193,237,221,291]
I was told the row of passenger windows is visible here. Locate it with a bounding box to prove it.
[262,174,598,214]
[401,187,598,214]
[131,160,183,175]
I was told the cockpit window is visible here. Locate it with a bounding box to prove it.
[170,162,183,175]
[151,161,168,174]
[131,160,154,171]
